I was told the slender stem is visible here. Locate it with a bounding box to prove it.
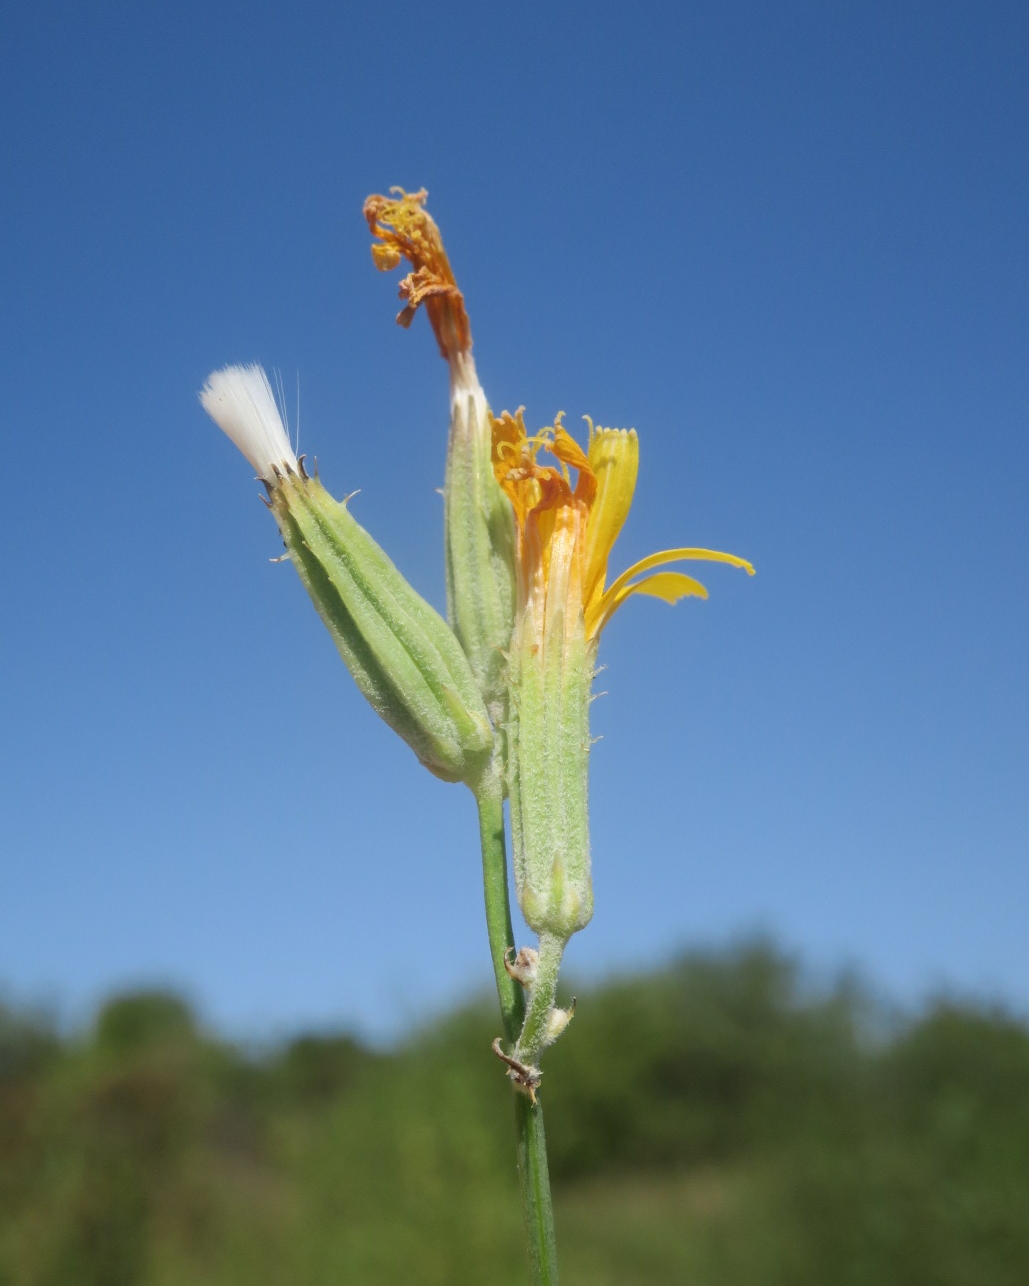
[514,1094,560,1286]
[473,758,524,1043]
[473,760,560,1285]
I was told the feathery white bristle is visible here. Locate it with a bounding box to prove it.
[200,364,299,482]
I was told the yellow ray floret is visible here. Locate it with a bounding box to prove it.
[364,187,471,358]
[491,411,754,643]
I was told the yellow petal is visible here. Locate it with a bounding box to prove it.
[605,547,754,600]
[586,571,709,636]
[588,547,754,639]
[550,421,592,477]
[622,571,709,604]
[583,425,639,610]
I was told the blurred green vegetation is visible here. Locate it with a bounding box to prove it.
[2,942,1028,1285]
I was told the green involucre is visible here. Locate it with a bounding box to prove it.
[444,392,516,722]
[506,605,594,942]
[273,472,492,785]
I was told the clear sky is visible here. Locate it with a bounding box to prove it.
[2,0,1026,1040]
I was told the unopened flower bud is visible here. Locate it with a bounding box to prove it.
[201,364,493,785]
[543,1001,576,1048]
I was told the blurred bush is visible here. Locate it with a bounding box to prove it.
[1,944,1027,1284]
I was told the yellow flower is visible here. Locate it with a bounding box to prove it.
[491,411,754,649]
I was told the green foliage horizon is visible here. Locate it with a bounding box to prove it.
[2,941,1028,1285]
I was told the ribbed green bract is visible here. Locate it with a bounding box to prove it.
[443,388,516,722]
[272,472,493,785]
[506,610,594,942]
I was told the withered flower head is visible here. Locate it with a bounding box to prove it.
[364,187,471,359]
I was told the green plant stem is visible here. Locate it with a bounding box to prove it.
[474,760,560,1286]
[474,759,524,1043]
[514,1093,560,1286]
[514,931,565,1068]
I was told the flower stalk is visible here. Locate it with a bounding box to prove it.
[471,758,561,1285]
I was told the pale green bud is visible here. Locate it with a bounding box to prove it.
[506,566,594,942]
[542,999,576,1048]
[444,354,516,719]
[201,364,493,785]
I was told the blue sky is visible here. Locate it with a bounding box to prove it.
[2,0,1026,1040]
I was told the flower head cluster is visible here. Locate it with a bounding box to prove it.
[202,188,754,1085]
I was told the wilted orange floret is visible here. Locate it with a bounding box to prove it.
[364,188,472,359]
